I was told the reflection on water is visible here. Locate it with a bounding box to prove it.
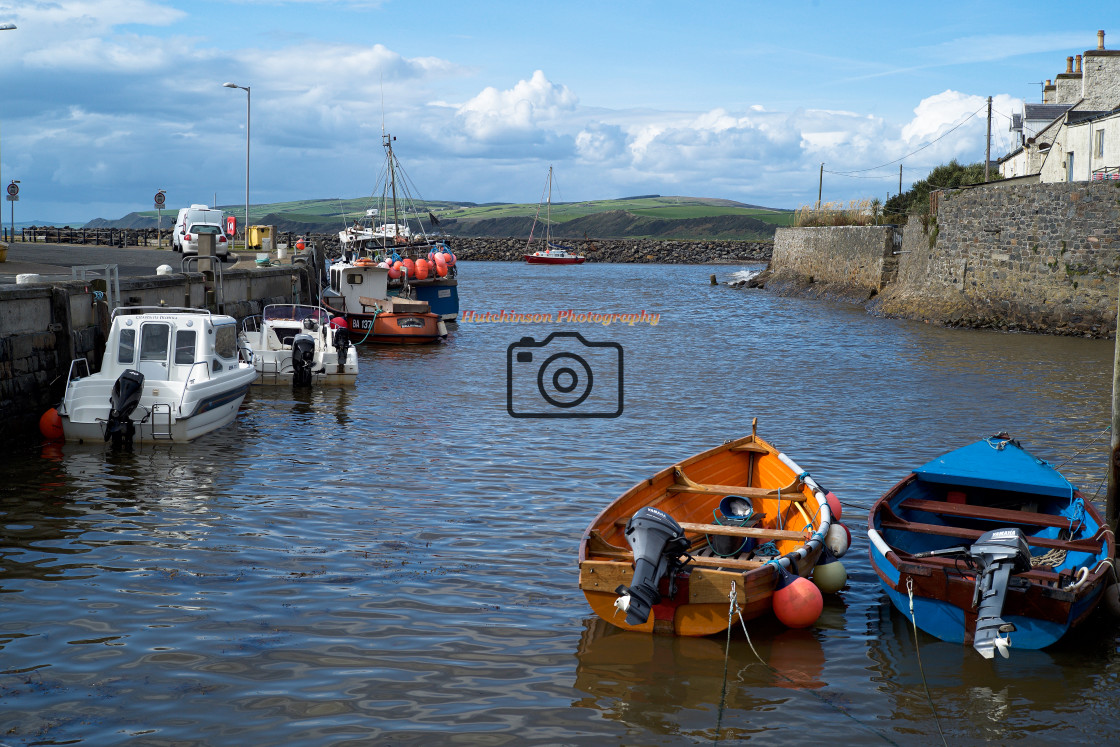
[2,261,1119,744]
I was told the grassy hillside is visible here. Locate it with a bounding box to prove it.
[102,194,792,241]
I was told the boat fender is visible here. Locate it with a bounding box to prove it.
[811,546,847,594]
[39,408,64,441]
[772,563,823,628]
[825,522,850,558]
[825,491,841,521]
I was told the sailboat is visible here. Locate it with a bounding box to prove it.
[523,166,586,265]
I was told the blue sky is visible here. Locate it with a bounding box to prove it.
[0,1,1111,223]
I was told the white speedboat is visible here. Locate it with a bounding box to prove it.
[55,307,258,445]
[238,304,358,386]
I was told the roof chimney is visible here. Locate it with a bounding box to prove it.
[1066,56,1073,73]
[1099,30,1106,50]
[1076,54,1082,73]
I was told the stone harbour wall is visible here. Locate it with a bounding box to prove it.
[872,181,1120,336]
[757,225,901,303]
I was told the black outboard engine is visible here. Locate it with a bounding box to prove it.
[291,330,317,387]
[968,527,1032,659]
[614,507,691,626]
[332,324,350,372]
[105,369,144,448]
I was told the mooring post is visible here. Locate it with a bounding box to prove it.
[1107,277,1120,539]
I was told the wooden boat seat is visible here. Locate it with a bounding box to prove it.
[878,515,1103,554]
[894,552,1066,583]
[666,465,806,502]
[610,517,806,542]
[729,442,769,453]
[899,498,1075,529]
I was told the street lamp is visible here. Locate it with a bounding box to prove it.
[8,180,19,243]
[223,82,250,251]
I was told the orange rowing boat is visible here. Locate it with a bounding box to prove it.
[578,420,840,636]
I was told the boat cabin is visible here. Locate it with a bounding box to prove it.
[105,307,240,382]
[324,263,390,312]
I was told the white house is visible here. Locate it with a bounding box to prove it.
[1001,30,1120,182]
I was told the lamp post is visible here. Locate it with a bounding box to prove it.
[223,82,250,251]
[0,24,14,240]
[8,180,19,243]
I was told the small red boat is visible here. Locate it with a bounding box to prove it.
[524,247,586,265]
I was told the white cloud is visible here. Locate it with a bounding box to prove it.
[455,70,578,142]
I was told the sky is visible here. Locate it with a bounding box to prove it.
[0,1,1112,224]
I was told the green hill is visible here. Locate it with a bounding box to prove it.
[94,195,793,241]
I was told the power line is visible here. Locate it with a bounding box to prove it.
[824,102,988,178]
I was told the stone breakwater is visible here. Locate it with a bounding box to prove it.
[310,234,771,264]
[747,181,1120,338]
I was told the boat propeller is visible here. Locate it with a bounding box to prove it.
[104,368,145,448]
[614,507,691,627]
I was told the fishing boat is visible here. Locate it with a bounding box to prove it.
[867,434,1116,659]
[238,304,358,386]
[334,133,459,322]
[522,166,586,265]
[321,258,447,345]
[578,422,842,636]
[47,307,257,445]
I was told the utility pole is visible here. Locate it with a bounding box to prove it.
[817,163,823,208]
[899,165,903,197]
[985,96,992,182]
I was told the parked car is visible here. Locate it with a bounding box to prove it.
[173,204,230,261]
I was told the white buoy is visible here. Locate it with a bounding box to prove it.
[156,264,173,275]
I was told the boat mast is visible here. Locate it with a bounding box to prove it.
[385,133,400,235]
[546,165,552,247]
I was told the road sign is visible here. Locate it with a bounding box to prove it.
[226,215,236,237]
[6,182,18,197]
[154,191,165,206]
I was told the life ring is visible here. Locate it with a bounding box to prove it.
[355,257,374,266]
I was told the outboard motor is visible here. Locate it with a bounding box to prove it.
[104,369,144,448]
[614,507,691,626]
[332,324,351,373]
[968,527,1032,659]
[291,332,317,387]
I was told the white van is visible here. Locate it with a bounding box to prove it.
[173,204,231,261]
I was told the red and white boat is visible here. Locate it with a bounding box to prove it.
[524,246,586,265]
[522,166,587,266]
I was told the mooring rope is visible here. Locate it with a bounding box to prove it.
[1054,425,1111,470]
[713,585,901,745]
[907,578,948,747]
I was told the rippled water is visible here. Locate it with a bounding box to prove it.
[3,261,1120,744]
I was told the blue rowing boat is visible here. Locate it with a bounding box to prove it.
[867,434,1115,659]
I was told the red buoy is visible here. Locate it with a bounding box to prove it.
[330,316,348,329]
[414,258,430,280]
[772,563,823,629]
[825,491,841,521]
[39,408,64,441]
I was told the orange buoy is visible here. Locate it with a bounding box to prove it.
[39,408,64,441]
[296,239,306,251]
[415,258,429,280]
[388,262,402,279]
[825,491,842,521]
[402,258,415,274]
[772,563,823,629]
[435,261,448,277]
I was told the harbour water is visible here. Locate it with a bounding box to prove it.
[2,260,1120,744]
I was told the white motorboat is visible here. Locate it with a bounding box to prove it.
[54,307,258,445]
[238,304,358,386]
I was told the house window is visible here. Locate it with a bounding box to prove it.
[1096,130,1105,158]
[1067,152,1075,182]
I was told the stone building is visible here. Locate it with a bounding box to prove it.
[1000,30,1120,182]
